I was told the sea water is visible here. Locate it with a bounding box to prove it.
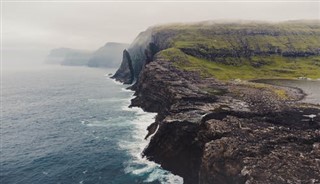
[1,65,183,184]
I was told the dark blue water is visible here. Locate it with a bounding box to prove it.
[1,65,182,184]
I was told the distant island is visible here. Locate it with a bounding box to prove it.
[112,20,320,183]
[46,42,129,68]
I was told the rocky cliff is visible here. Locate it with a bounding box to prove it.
[135,53,320,184]
[113,20,320,82]
[112,26,178,82]
[111,50,134,84]
[114,20,320,184]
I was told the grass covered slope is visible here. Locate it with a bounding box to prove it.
[159,48,320,80]
[154,21,320,80]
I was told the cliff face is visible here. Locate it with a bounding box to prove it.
[134,54,320,184]
[115,21,320,183]
[113,21,320,82]
[132,57,214,183]
[112,27,178,83]
[111,50,134,84]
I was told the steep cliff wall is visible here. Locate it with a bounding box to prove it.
[112,27,177,83]
[111,50,134,84]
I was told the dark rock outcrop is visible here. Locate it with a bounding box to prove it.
[111,27,179,83]
[131,54,320,184]
[111,50,134,84]
[114,20,320,184]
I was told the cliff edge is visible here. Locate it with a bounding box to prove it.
[114,20,320,184]
[113,20,320,83]
[135,53,320,184]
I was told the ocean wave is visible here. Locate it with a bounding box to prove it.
[121,87,134,93]
[119,97,183,184]
[85,79,183,183]
[110,78,123,85]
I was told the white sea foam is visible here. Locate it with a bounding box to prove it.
[121,87,133,93]
[110,78,123,85]
[109,78,134,92]
[83,81,183,183]
[119,96,183,184]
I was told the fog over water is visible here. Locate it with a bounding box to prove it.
[2,1,320,68]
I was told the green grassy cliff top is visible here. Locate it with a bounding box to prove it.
[152,21,320,80]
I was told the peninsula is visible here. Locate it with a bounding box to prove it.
[113,20,320,184]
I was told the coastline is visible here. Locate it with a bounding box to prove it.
[110,20,320,184]
[115,56,320,184]
[110,77,183,183]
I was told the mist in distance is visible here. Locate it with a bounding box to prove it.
[2,1,320,69]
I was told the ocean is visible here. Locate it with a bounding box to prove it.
[1,65,183,184]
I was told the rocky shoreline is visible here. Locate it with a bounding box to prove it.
[123,53,320,184]
[111,21,320,184]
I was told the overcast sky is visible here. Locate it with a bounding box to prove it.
[2,1,320,66]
